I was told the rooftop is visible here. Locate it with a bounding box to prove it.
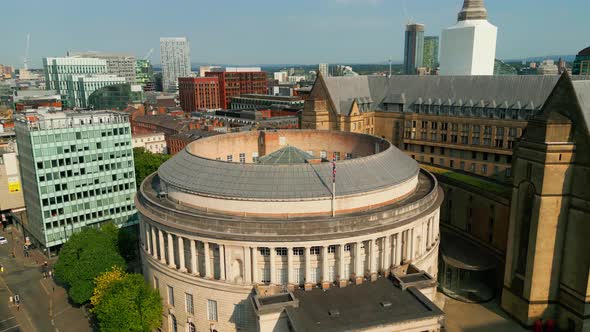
[318,75,590,117]
[158,130,419,200]
[257,145,315,164]
[285,277,444,332]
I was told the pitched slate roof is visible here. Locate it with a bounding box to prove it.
[321,75,572,116]
[572,80,590,136]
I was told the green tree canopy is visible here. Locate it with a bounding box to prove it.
[54,228,126,304]
[133,147,170,188]
[94,273,162,332]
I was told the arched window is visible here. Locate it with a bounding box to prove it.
[516,182,535,276]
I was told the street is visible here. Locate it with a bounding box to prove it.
[0,228,91,332]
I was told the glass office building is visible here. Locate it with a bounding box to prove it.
[572,47,590,75]
[15,110,137,254]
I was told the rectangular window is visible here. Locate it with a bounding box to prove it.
[482,164,488,174]
[320,151,327,159]
[226,155,233,162]
[259,247,270,256]
[185,293,194,314]
[239,153,245,163]
[252,152,259,162]
[310,247,320,255]
[328,245,336,254]
[207,299,218,321]
[294,267,304,284]
[293,247,304,256]
[167,285,174,306]
[334,152,340,161]
[345,153,352,160]
[275,247,288,256]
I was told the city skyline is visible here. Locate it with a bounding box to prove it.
[1,0,588,68]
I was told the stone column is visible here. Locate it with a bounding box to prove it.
[287,247,294,286]
[338,244,347,287]
[354,241,363,285]
[158,229,166,264]
[269,247,277,285]
[167,233,175,268]
[394,234,402,267]
[252,247,258,283]
[409,228,415,261]
[219,244,226,281]
[321,246,330,289]
[190,239,198,276]
[203,242,212,279]
[369,239,377,281]
[178,236,186,272]
[144,224,151,254]
[304,246,312,290]
[151,226,158,259]
[244,247,252,283]
[383,235,391,276]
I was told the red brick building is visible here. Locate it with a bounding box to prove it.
[167,129,220,155]
[205,69,267,109]
[178,77,221,112]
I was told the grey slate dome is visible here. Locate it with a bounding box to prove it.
[157,130,420,201]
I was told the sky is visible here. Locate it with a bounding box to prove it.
[1,0,588,68]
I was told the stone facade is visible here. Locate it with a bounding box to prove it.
[136,131,443,332]
[502,75,590,331]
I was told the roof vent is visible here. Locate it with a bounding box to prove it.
[380,301,392,308]
[328,309,340,317]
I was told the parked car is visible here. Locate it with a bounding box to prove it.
[0,237,7,245]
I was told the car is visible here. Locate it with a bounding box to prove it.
[0,237,7,245]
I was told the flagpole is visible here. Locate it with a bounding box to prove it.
[332,153,336,217]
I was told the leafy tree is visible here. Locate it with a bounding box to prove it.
[133,147,170,188]
[94,273,162,332]
[90,266,126,310]
[54,228,126,304]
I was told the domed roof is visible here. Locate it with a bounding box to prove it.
[578,47,590,57]
[157,131,419,201]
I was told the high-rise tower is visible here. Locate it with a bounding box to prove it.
[403,24,425,75]
[439,0,497,75]
[160,37,191,92]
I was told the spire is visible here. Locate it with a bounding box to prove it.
[457,0,488,21]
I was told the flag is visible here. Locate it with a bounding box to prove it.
[332,153,336,183]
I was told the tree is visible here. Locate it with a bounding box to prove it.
[94,273,162,332]
[90,266,126,310]
[133,147,170,188]
[54,228,126,304]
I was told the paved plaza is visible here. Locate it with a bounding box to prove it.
[443,295,528,332]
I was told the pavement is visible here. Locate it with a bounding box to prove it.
[443,293,528,332]
[0,227,92,332]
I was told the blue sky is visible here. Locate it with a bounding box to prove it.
[1,0,588,68]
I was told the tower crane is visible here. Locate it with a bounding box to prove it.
[143,48,154,61]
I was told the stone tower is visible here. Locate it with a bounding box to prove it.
[439,0,497,76]
[502,74,590,331]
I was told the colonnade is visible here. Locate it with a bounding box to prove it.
[140,216,439,286]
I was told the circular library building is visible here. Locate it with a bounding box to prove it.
[136,130,443,332]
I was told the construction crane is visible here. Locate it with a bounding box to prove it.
[143,48,154,61]
[23,33,30,70]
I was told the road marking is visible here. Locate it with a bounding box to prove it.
[0,325,19,332]
[0,317,15,324]
[53,306,70,318]
[0,273,36,331]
